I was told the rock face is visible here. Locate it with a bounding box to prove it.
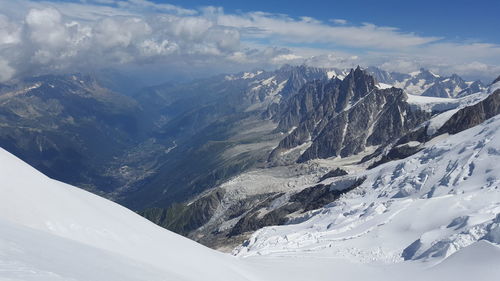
[277,64,330,98]
[457,80,485,97]
[270,67,430,163]
[121,65,332,210]
[227,177,365,237]
[363,89,500,169]
[368,144,424,169]
[318,168,348,182]
[421,74,465,98]
[140,190,225,235]
[437,89,500,135]
[263,65,330,118]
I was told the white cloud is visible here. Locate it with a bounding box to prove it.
[26,8,67,48]
[0,2,248,81]
[0,58,15,82]
[330,19,347,25]
[0,15,21,45]
[115,0,197,16]
[139,39,178,57]
[0,0,498,82]
[379,59,421,74]
[217,12,440,49]
[271,53,303,64]
[94,17,151,48]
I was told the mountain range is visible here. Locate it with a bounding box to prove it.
[0,65,497,252]
[0,73,499,280]
[144,69,498,250]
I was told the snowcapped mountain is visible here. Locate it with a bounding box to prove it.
[121,65,335,210]
[235,113,500,267]
[367,66,485,98]
[1,66,499,280]
[264,67,491,166]
[0,65,484,217]
[268,67,431,164]
[158,78,499,252]
[226,65,331,112]
[2,112,500,281]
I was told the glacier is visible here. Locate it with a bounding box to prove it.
[235,115,500,272]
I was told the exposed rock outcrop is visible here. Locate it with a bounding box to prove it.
[270,67,430,163]
[140,189,225,235]
[228,177,365,237]
[318,168,348,182]
[437,89,500,135]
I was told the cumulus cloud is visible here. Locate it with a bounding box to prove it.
[0,15,21,45]
[0,2,249,81]
[0,58,15,82]
[0,0,499,82]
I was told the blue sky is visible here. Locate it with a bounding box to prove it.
[0,0,499,82]
[145,0,500,44]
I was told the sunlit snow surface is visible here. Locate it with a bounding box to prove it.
[406,90,489,135]
[0,148,256,281]
[1,117,500,280]
[236,115,500,266]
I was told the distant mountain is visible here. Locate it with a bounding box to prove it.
[0,74,144,194]
[366,66,485,98]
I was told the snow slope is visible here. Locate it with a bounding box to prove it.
[235,115,500,271]
[0,148,259,281]
[0,218,174,281]
[406,87,492,135]
[406,91,488,113]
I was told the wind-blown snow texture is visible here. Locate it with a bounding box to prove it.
[236,115,500,267]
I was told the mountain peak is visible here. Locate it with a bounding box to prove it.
[342,67,376,93]
[450,73,462,79]
[347,66,368,77]
[353,66,374,81]
[417,68,440,79]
